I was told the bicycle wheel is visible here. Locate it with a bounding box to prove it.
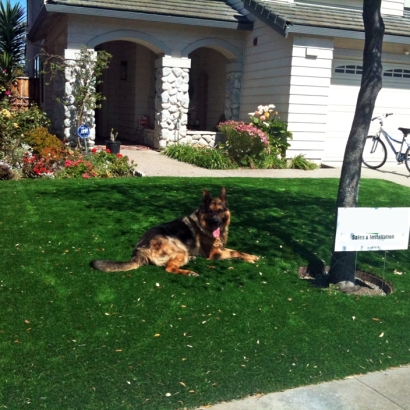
[404,146,410,173]
[362,136,387,169]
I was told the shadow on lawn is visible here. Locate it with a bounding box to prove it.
[39,179,337,273]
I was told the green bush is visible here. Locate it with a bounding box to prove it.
[163,144,237,169]
[55,147,136,179]
[248,104,292,157]
[288,154,319,170]
[0,100,50,166]
[217,121,269,167]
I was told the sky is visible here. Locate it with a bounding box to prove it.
[2,0,25,9]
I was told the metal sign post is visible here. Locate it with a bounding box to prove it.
[77,124,91,154]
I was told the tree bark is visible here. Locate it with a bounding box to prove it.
[328,0,384,286]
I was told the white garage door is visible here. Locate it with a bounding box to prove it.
[324,59,410,163]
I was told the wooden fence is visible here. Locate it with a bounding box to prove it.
[10,77,40,110]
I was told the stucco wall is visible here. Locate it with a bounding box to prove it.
[66,15,244,59]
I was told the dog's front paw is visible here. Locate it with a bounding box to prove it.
[245,254,260,263]
[187,271,200,277]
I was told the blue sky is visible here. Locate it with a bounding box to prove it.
[3,0,25,9]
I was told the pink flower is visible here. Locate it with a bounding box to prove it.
[4,91,11,96]
[83,173,90,179]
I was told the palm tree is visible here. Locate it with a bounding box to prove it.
[0,0,25,92]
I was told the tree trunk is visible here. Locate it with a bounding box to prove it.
[328,0,384,286]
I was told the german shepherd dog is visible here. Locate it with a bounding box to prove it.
[90,188,259,276]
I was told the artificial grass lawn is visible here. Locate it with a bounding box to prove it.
[1,177,410,409]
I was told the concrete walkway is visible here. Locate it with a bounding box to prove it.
[121,146,410,188]
[122,145,410,410]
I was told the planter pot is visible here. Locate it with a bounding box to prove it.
[105,140,121,154]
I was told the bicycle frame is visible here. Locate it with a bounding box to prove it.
[376,126,409,160]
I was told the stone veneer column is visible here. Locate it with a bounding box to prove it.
[154,57,191,149]
[62,48,96,146]
[224,62,243,121]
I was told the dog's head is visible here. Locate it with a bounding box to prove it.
[198,188,231,238]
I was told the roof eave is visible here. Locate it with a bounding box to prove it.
[42,3,253,31]
[288,24,410,44]
[243,0,289,37]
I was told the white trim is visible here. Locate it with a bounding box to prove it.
[155,57,191,69]
[87,30,171,55]
[181,38,243,62]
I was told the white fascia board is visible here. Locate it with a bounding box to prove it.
[44,4,252,30]
[288,25,410,44]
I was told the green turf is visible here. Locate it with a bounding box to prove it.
[1,177,410,409]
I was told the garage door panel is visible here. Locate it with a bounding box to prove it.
[324,60,410,163]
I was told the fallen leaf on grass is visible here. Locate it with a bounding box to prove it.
[180,382,186,387]
[379,332,384,337]
[393,270,403,275]
[154,334,161,337]
[372,318,380,321]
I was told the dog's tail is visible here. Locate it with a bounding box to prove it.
[90,252,148,272]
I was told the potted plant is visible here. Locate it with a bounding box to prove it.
[105,128,120,154]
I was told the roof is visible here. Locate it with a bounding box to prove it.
[245,0,410,38]
[46,0,252,27]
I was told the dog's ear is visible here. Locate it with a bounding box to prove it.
[219,187,227,204]
[202,189,212,204]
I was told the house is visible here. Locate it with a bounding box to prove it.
[26,0,410,164]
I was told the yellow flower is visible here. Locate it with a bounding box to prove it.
[13,123,19,128]
[264,112,270,119]
[1,109,11,118]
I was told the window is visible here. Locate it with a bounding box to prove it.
[335,65,363,75]
[383,68,410,79]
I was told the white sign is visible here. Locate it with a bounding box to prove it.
[334,208,410,251]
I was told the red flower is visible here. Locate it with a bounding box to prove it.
[91,147,97,153]
[117,154,123,158]
[106,148,111,153]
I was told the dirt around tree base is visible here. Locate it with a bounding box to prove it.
[298,266,393,296]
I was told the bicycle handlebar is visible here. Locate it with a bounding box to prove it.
[372,113,393,121]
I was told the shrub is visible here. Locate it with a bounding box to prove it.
[163,144,237,170]
[248,104,292,157]
[24,127,64,157]
[288,154,319,170]
[22,152,56,178]
[218,121,269,167]
[0,100,50,166]
[55,147,136,179]
[0,162,13,180]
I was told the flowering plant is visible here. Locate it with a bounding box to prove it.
[22,152,57,178]
[0,99,50,167]
[218,120,269,167]
[248,104,292,157]
[55,147,135,179]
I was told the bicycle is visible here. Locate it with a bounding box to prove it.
[362,113,410,171]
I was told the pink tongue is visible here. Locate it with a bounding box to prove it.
[213,227,220,238]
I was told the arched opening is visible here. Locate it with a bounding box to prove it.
[95,40,157,143]
[188,47,229,131]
